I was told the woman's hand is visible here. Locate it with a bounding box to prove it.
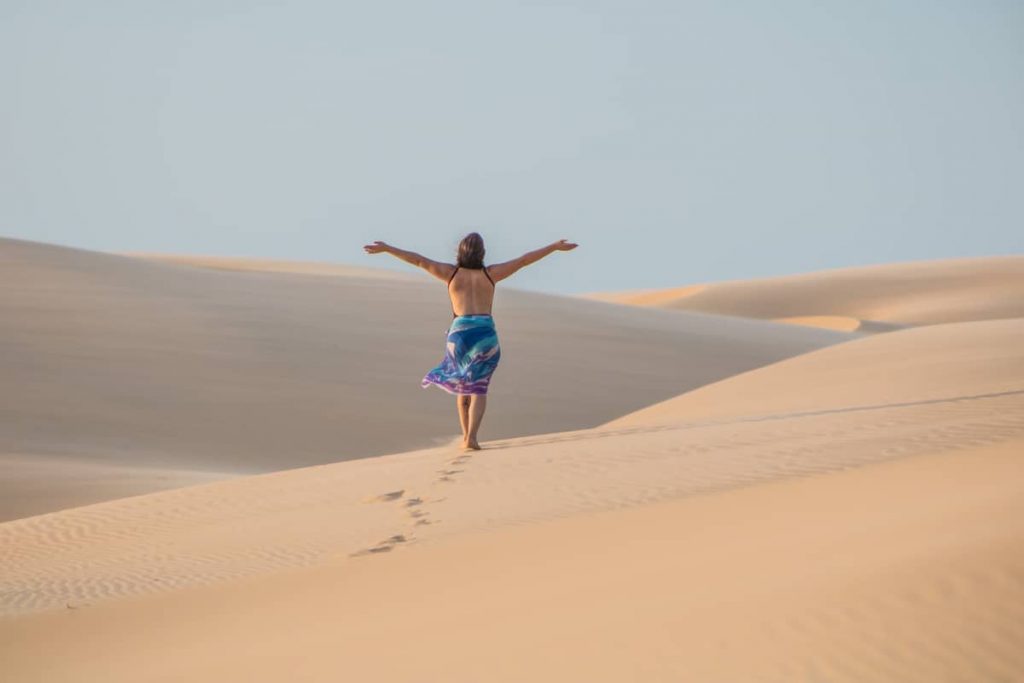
[363,241,391,254]
[553,239,578,251]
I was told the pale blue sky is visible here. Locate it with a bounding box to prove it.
[2,0,1021,293]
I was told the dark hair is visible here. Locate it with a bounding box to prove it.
[457,232,486,269]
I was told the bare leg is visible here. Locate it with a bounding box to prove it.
[456,395,470,442]
[465,394,487,450]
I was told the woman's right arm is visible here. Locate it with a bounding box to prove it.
[488,239,578,282]
[363,241,455,282]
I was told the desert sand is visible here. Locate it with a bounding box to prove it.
[1,243,1022,681]
[0,237,846,521]
[587,256,1024,331]
[121,251,424,280]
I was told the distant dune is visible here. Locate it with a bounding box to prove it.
[2,316,1020,681]
[0,237,846,521]
[122,252,421,280]
[587,256,1024,331]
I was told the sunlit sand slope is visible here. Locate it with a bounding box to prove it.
[589,256,1024,330]
[3,441,1018,682]
[0,237,847,520]
[608,317,1024,426]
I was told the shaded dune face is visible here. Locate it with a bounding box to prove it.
[0,238,847,520]
[587,256,1024,331]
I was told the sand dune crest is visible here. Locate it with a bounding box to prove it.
[587,256,1024,328]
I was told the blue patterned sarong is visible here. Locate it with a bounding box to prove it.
[421,314,501,396]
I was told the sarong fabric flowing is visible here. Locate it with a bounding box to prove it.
[421,314,501,396]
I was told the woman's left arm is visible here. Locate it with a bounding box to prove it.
[363,241,455,281]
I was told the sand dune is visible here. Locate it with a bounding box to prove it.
[3,243,1021,680]
[4,441,1018,682]
[0,453,233,523]
[0,237,847,521]
[588,256,1024,331]
[2,316,1021,680]
[122,251,420,280]
[608,317,1024,426]
[775,314,865,331]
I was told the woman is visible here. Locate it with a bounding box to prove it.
[363,233,578,450]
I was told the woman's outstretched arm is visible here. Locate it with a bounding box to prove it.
[363,241,456,282]
[487,239,578,283]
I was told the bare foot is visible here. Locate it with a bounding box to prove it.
[462,439,482,451]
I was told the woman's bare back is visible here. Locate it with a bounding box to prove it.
[448,267,495,316]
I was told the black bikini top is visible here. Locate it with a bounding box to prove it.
[447,265,495,318]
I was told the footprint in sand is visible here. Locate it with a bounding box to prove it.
[365,489,405,503]
[350,534,409,557]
